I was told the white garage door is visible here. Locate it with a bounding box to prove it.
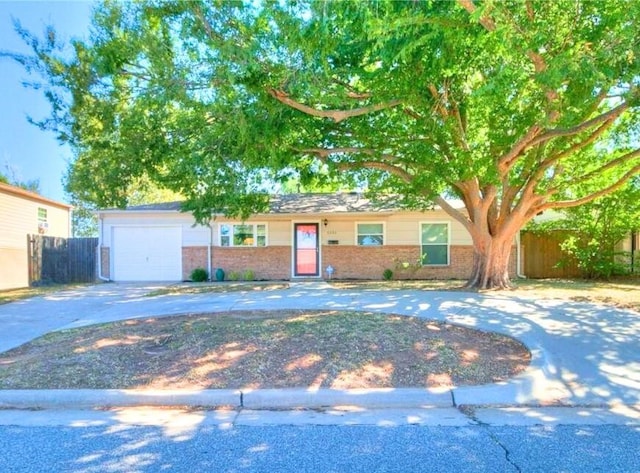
[112,226,182,281]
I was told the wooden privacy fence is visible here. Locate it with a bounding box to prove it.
[520,230,582,279]
[28,235,98,285]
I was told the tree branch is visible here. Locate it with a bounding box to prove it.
[514,110,622,207]
[542,118,616,167]
[499,180,521,223]
[545,148,640,197]
[434,196,472,231]
[331,78,372,99]
[299,147,397,161]
[519,117,618,200]
[583,89,609,120]
[429,82,470,151]
[527,52,560,121]
[451,99,467,144]
[192,4,223,43]
[348,161,413,182]
[540,161,640,211]
[403,107,423,120]
[428,84,449,119]
[529,101,629,147]
[300,147,412,182]
[497,125,543,176]
[457,0,496,31]
[268,89,403,123]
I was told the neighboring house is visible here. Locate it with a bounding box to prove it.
[0,182,72,290]
[97,192,518,282]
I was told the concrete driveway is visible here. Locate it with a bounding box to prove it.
[0,282,638,410]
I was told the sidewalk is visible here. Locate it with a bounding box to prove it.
[0,282,639,417]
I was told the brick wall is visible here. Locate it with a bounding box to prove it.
[100,247,110,279]
[212,246,291,280]
[323,245,516,280]
[184,244,517,281]
[182,246,209,280]
[323,245,471,279]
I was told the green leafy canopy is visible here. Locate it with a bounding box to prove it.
[12,1,640,218]
[6,0,640,288]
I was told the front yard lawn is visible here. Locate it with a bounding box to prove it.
[0,310,530,390]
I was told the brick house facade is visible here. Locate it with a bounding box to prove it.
[98,193,519,282]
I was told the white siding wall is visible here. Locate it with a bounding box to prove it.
[0,191,70,248]
[101,212,210,247]
[322,218,358,245]
[386,210,471,245]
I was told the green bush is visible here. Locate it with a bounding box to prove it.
[560,236,630,279]
[382,268,394,280]
[243,269,255,281]
[227,271,240,281]
[190,267,208,282]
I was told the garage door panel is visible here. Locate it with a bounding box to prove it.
[113,226,182,281]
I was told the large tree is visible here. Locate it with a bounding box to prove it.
[10,0,640,288]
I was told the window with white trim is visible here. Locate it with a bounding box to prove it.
[356,223,384,246]
[420,222,449,265]
[220,223,267,247]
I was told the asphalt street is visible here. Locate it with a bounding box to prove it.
[1,421,638,473]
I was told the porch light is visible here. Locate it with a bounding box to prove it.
[323,218,328,227]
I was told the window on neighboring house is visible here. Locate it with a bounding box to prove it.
[421,222,449,265]
[38,207,47,224]
[356,223,384,246]
[220,223,267,247]
[37,207,48,233]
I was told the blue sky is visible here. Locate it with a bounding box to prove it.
[0,0,94,203]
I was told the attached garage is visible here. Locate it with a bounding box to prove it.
[111,226,182,281]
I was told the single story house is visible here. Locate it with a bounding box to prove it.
[0,182,72,290]
[97,192,520,282]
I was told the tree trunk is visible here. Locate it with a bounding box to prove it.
[464,231,515,290]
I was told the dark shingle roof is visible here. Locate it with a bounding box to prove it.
[124,201,184,211]
[122,193,400,214]
[268,193,398,214]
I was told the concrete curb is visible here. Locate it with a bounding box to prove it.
[0,389,240,409]
[0,388,453,410]
[241,388,454,409]
[0,388,635,411]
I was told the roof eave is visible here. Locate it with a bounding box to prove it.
[0,182,73,210]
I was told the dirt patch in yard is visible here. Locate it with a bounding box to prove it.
[0,310,531,390]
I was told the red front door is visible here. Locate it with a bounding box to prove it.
[294,223,319,277]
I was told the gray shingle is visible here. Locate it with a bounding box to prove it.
[122,193,401,214]
[124,201,184,211]
[268,193,399,214]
